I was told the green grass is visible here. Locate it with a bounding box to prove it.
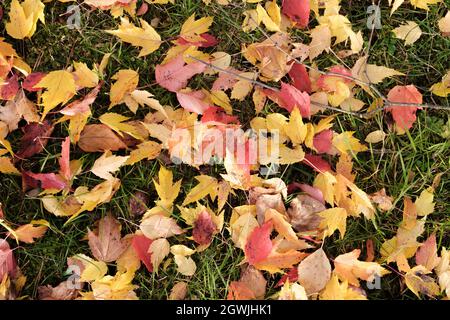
[0,0,449,300]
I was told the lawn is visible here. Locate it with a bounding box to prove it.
[0,0,449,300]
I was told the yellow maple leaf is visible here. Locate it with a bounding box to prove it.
[36,70,77,120]
[125,141,161,166]
[334,249,390,286]
[99,112,145,140]
[405,265,440,298]
[109,69,139,109]
[319,207,347,239]
[73,62,99,89]
[182,175,218,206]
[332,131,367,155]
[106,18,161,57]
[153,166,182,210]
[5,0,45,40]
[284,108,308,145]
[180,14,213,43]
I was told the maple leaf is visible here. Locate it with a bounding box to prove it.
[320,273,367,300]
[72,62,99,89]
[297,248,331,295]
[91,151,129,180]
[155,54,206,92]
[182,176,219,207]
[5,0,45,40]
[125,141,161,166]
[87,215,128,263]
[109,69,139,109]
[386,85,423,133]
[140,214,184,240]
[10,222,48,244]
[318,207,347,239]
[180,14,214,43]
[244,221,273,265]
[106,18,162,57]
[131,234,153,272]
[415,234,440,271]
[309,25,331,60]
[332,131,367,155]
[405,265,440,298]
[99,112,145,140]
[334,249,389,286]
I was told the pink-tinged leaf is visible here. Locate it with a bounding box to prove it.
[155,55,206,92]
[289,63,311,93]
[15,121,55,160]
[416,234,439,270]
[265,83,310,117]
[275,267,298,287]
[176,90,210,114]
[387,85,422,131]
[60,84,100,116]
[177,33,218,48]
[192,211,217,245]
[136,2,148,16]
[212,69,239,91]
[244,221,273,265]
[287,182,325,204]
[132,234,153,272]
[23,72,46,92]
[201,106,239,124]
[22,171,67,191]
[282,0,310,28]
[0,239,17,280]
[317,65,353,91]
[58,137,71,181]
[0,75,19,100]
[313,129,333,154]
[303,154,331,173]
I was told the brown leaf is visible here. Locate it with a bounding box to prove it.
[88,215,128,263]
[78,124,127,152]
[287,195,325,232]
[128,191,149,217]
[239,265,267,299]
[38,281,79,300]
[168,281,188,300]
[297,248,331,295]
[15,121,54,160]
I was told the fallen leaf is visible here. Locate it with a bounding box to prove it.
[88,215,127,263]
[297,248,331,295]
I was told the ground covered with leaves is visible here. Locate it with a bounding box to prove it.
[0,0,449,300]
